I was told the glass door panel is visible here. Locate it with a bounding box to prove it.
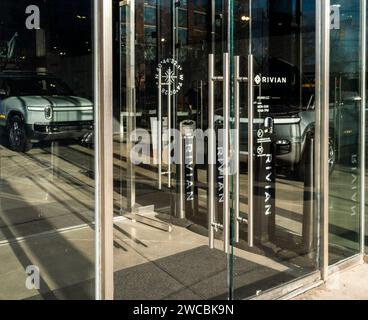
[113,0,231,300]
[329,0,362,264]
[231,0,320,299]
[113,0,322,300]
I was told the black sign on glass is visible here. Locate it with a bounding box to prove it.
[253,114,276,243]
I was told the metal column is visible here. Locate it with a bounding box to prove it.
[126,0,136,213]
[94,0,114,300]
[319,0,330,281]
[359,0,366,255]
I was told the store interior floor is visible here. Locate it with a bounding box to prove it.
[0,139,367,299]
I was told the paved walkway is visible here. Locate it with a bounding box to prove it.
[294,261,368,300]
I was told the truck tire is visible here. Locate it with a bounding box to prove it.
[8,115,32,152]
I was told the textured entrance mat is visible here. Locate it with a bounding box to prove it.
[26,245,298,300]
[113,245,296,300]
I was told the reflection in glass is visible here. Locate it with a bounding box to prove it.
[232,0,320,299]
[113,0,322,301]
[0,0,95,299]
[365,0,368,254]
[329,0,361,264]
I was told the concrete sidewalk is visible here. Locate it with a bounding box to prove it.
[294,262,368,300]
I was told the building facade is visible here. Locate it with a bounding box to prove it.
[0,0,367,300]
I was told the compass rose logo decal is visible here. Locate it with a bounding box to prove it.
[155,58,184,96]
[164,69,176,85]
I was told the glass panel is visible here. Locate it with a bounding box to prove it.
[113,0,231,300]
[365,1,368,254]
[329,0,362,264]
[232,0,319,299]
[0,0,95,299]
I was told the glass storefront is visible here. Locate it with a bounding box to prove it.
[0,0,367,300]
[329,0,362,264]
[110,0,359,300]
[362,1,368,253]
[0,0,95,299]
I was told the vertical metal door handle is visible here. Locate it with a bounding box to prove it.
[200,80,204,130]
[223,52,230,254]
[157,68,162,190]
[208,54,215,249]
[234,56,240,243]
[248,54,254,247]
[167,81,172,188]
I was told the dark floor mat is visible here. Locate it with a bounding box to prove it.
[114,245,299,300]
[26,245,307,300]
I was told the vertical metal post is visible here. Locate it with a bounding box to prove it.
[320,0,330,280]
[158,68,162,190]
[126,0,136,212]
[314,0,322,272]
[247,53,254,247]
[179,122,185,219]
[94,0,114,300]
[208,54,215,249]
[167,78,172,188]
[200,80,204,130]
[360,0,366,255]
[234,56,240,243]
[247,0,254,248]
[223,52,230,254]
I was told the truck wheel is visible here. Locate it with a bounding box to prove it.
[8,115,32,152]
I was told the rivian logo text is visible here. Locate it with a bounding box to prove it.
[254,74,287,85]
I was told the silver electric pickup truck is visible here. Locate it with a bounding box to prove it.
[214,57,359,178]
[0,72,93,152]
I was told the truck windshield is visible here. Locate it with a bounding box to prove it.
[6,77,74,96]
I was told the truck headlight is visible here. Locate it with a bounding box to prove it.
[44,105,53,120]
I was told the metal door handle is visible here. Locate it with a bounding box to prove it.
[234,56,250,244]
[208,54,216,249]
[248,54,254,247]
[157,67,162,190]
[167,80,172,189]
[234,56,241,243]
[156,67,172,189]
[223,52,230,254]
[208,53,230,253]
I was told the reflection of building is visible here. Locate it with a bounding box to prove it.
[115,0,210,125]
[0,0,93,98]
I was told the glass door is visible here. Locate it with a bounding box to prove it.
[113,0,233,300]
[328,0,362,265]
[113,0,321,300]
[230,0,320,299]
